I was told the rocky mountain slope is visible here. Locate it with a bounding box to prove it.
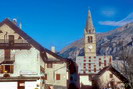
[59,22,133,60]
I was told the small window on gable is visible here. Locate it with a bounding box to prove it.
[47,63,53,68]
[56,74,60,80]
[18,36,22,39]
[110,74,113,78]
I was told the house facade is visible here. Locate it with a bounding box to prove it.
[92,66,129,89]
[76,10,112,87]
[44,48,69,89]
[0,18,71,89]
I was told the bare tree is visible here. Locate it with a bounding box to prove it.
[116,46,133,89]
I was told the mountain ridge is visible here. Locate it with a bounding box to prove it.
[59,22,133,60]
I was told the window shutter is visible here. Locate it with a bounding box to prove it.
[2,65,4,73]
[56,74,60,80]
[0,65,4,73]
[4,49,10,61]
[10,65,14,73]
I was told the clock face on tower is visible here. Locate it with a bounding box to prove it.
[88,45,93,49]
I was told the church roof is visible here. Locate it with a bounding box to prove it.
[85,10,95,34]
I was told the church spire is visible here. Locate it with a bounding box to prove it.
[86,10,95,33]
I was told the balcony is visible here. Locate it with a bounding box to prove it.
[0,55,15,65]
[0,39,31,49]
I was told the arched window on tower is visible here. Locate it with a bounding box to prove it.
[88,36,93,43]
[90,36,93,43]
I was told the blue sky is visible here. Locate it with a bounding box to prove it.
[0,0,133,51]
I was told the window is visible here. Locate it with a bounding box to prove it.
[89,70,91,72]
[18,36,22,39]
[110,74,113,78]
[47,63,53,68]
[94,68,96,72]
[88,36,93,43]
[109,57,112,63]
[99,58,101,60]
[56,74,60,80]
[99,61,101,66]
[84,66,86,69]
[104,60,106,66]
[0,65,14,73]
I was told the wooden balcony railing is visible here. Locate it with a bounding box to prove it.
[0,55,15,65]
[0,39,31,49]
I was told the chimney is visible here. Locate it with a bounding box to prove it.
[19,22,22,29]
[51,46,56,53]
[13,18,17,25]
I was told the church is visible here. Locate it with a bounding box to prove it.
[76,10,112,87]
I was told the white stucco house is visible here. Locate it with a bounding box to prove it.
[0,18,73,89]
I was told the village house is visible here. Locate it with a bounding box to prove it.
[0,18,76,89]
[92,65,129,89]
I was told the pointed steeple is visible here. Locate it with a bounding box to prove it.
[86,10,95,33]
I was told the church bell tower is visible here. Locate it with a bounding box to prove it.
[84,10,96,57]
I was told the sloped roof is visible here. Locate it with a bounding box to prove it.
[93,65,128,83]
[0,18,66,62]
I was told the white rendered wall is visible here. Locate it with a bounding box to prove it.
[45,62,68,87]
[0,23,45,77]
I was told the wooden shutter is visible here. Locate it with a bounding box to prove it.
[9,35,14,45]
[10,65,14,73]
[0,65,4,73]
[4,49,10,61]
[56,74,60,80]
